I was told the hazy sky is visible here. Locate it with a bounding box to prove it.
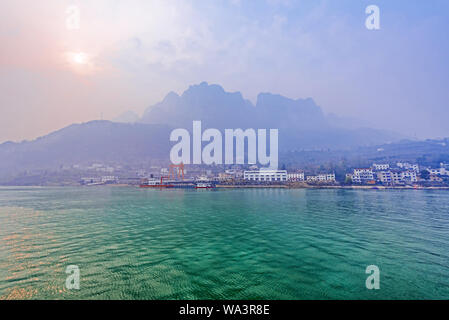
[1,0,448,143]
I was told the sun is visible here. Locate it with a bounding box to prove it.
[64,51,97,75]
[72,52,88,65]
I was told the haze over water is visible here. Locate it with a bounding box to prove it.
[0,187,448,300]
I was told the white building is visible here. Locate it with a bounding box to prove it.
[397,162,420,173]
[306,173,336,182]
[427,167,449,176]
[101,176,118,183]
[401,170,418,183]
[287,172,305,181]
[373,163,390,171]
[391,171,403,185]
[378,170,417,185]
[244,169,288,182]
[352,168,374,184]
[377,171,392,184]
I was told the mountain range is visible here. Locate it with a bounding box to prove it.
[0,82,402,180]
[139,82,399,150]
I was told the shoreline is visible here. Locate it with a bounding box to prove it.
[216,184,288,188]
[1,184,449,190]
[216,184,449,190]
[300,185,449,190]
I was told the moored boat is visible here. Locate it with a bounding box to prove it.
[195,180,215,189]
[139,177,174,188]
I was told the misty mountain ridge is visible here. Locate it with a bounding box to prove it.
[140,82,328,129]
[140,82,396,135]
[139,81,399,148]
[0,82,404,181]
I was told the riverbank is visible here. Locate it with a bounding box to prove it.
[216,184,449,190]
[1,184,449,190]
[306,185,449,190]
[216,184,288,188]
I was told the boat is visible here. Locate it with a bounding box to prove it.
[171,181,196,189]
[139,177,174,188]
[195,182,215,189]
[194,177,215,189]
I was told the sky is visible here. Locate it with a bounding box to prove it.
[1,0,449,143]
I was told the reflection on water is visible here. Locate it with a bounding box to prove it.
[0,206,67,299]
[0,187,449,300]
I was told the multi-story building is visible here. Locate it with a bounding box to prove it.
[306,175,320,182]
[378,170,418,185]
[377,171,393,184]
[287,172,305,181]
[427,167,449,176]
[306,173,336,182]
[401,170,418,183]
[430,175,443,182]
[397,162,420,173]
[351,168,375,184]
[391,171,403,185]
[373,163,390,171]
[244,169,288,182]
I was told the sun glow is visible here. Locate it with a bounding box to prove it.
[71,52,88,65]
[65,51,97,75]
